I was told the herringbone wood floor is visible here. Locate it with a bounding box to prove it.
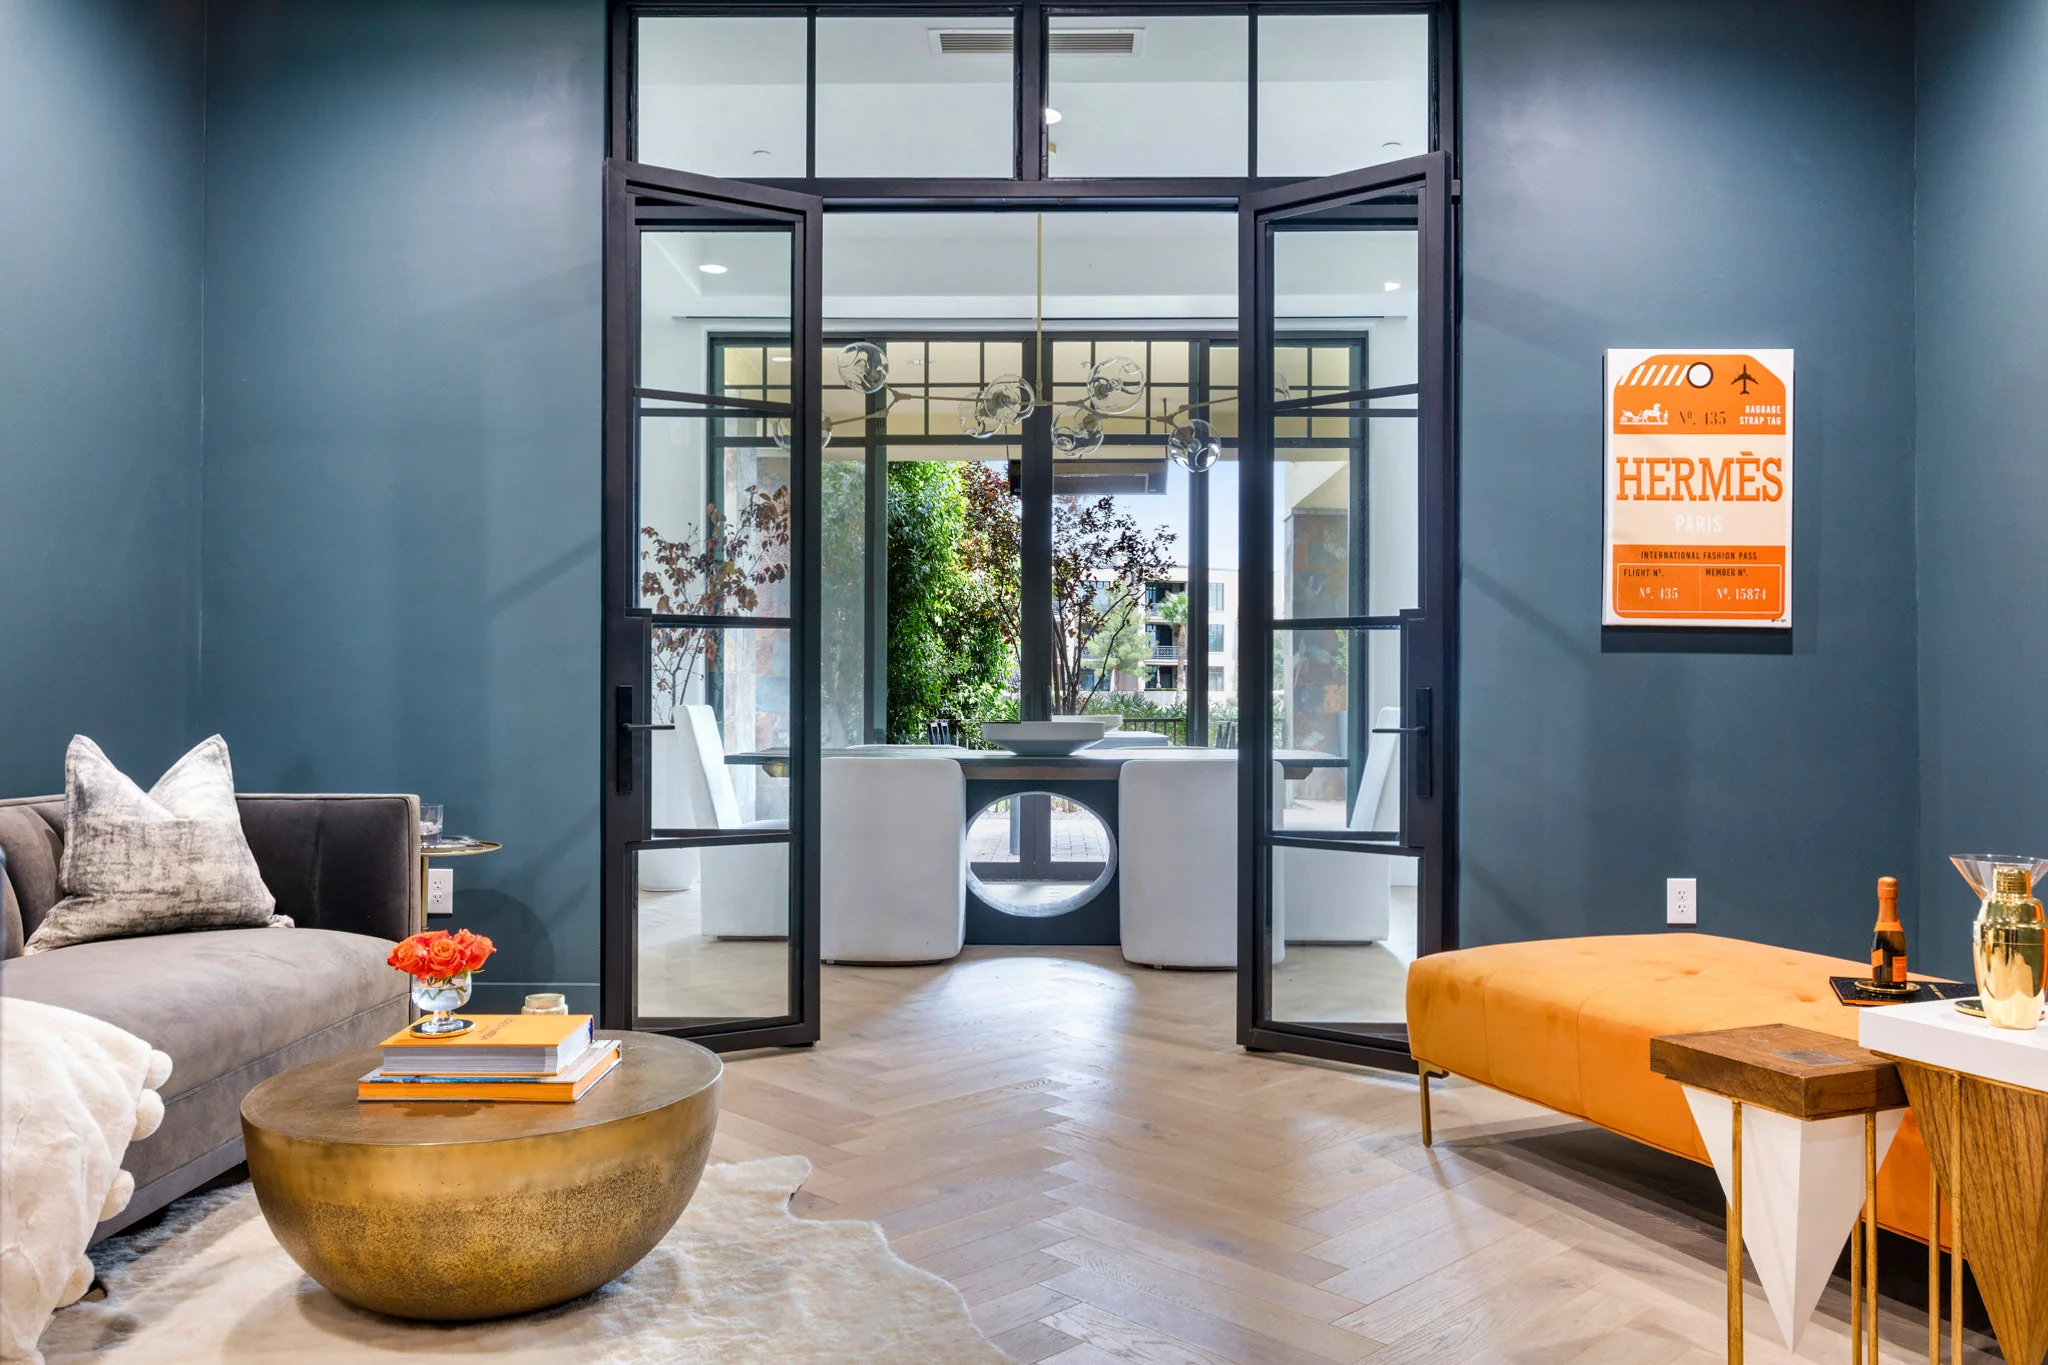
[706,947,1995,1364]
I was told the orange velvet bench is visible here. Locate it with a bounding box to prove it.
[1406,933,1939,1241]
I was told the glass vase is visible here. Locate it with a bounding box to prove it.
[1950,855,2048,1030]
[410,971,474,1035]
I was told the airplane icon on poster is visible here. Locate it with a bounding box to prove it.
[1731,364,1760,395]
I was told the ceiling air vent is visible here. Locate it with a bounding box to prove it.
[1051,30,1139,55]
[928,28,1141,56]
[932,30,1013,55]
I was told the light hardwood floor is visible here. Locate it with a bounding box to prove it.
[708,946,1999,1365]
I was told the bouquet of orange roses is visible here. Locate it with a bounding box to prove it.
[389,929,495,1035]
[388,928,495,983]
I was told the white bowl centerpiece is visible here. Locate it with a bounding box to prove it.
[980,719,1111,756]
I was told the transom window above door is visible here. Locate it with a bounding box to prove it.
[627,5,1438,184]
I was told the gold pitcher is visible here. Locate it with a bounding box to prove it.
[1953,856,2048,1031]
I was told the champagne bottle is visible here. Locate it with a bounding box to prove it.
[1871,875,1908,987]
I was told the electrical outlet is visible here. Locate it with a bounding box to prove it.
[1667,877,1697,926]
[427,867,455,917]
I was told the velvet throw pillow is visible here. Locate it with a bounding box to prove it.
[22,736,288,955]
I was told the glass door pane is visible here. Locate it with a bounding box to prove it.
[1240,157,1451,1067]
[604,162,821,1048]
[1270,214,1420,623]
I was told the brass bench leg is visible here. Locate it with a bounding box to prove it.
[1419,1068,1446,1147]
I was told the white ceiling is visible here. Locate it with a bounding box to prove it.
[637,13,1428,181]
[638,14,1427,86]
[640,212,1417,329]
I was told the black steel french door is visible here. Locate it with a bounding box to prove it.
[1236,153,1456,1071]
[601,160,823,1049]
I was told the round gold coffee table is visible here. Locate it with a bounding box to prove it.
[241,1030,719,1321]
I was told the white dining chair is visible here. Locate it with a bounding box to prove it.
[1279,705,1403,944]
[674,703,789,939]
[639,724,700,893]
[821,755,966,964]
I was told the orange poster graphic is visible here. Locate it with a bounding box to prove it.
[1602,349,1792,628]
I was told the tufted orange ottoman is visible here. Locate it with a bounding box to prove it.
[1406,933,1940,1241]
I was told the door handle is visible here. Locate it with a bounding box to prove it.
[613,685,673,796]
[1371,725,1427,734]
[1405,687,1432,799]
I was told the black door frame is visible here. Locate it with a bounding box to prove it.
[601,159,824,1050]
[604,0,1459,1067]
[1236,152,1458,1072]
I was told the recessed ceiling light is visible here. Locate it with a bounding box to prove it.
[1382,140,1403,150]
[771,356,791,363]
[752,149,772,158]
[698,263,727,275]
[1384,281,1402,291]
[1044,107,1063,125]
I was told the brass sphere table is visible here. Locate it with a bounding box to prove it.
[240,1030,720,1321]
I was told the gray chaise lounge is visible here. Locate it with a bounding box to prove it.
[0,792,419,1239]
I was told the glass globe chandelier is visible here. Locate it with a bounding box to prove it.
[786,216,1307,472]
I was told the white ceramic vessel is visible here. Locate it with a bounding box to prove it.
[981,719,1111,756]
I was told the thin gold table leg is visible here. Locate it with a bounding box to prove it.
[1928,1168,1940,1365]
[1865,1112,1879,1364]
[1729,1098,1744,1365]
[1852,1193,1865,1364]
[1949,1072,1963,1365]
[1420,1069,1434,1148]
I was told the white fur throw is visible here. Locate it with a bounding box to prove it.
[0,999,171,1365]
[24,735,286,954]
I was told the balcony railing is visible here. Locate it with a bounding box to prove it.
[1149,643,1177,661]
[1118,716,1187,744]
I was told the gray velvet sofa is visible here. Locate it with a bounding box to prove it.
[0,793,419,1240]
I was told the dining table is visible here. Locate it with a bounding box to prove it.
[724,742,1347,947]
[723,743,1346,781]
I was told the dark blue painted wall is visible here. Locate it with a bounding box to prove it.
[1457,2,1922,961]
[0,0,205,796]
[5,0,1949,1003]
[1913,0,2048,980]
[199,0,606,1009]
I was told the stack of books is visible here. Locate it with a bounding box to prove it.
[357,1014,621,1102]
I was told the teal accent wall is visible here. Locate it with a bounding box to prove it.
[1457,1,1923,962]
[1913,0,2048,980]
[4,0,2016,1001]
[0,0,205,796]
[198,0,606,1009]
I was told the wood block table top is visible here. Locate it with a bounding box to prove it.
[1650,1022,1907,1118]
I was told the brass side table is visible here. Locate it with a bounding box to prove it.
[419,836,501,931]
[1652,1023,1908,1364]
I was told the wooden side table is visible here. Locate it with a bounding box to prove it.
[1862,998,2048,1365]
[1652,1023,1909,1364]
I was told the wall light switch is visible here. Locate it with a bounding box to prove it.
[1667,877,1697,926]
[427,867,455,917]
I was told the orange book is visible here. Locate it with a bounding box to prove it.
[379,1014,596,1075]
[357,1041,621,1103]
